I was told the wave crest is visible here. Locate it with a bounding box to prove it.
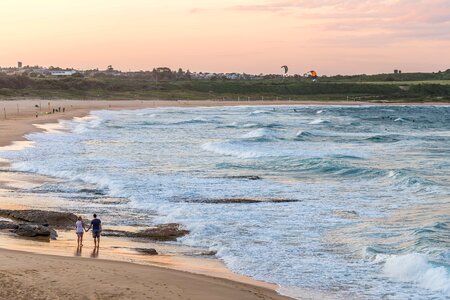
[309,118,329,125]
[383,253,450,296]
[241,128,278,141]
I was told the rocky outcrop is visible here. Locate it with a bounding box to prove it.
[183,198,300,204]
[14,224,58,240]
[0,221,19,230]
[135,223,189,241]
[193,250,217,256]
[101,229,131,238]
[135,248,158,255]
[225,175,262,180]
[102,223,189,241]
[0,209,69,240]
[0,209,189,242]
[0,209,77,228]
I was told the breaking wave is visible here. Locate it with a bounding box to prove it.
[383,253,450,296]
[308,118,329,125]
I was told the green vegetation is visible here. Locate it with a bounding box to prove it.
[1,70,450,102]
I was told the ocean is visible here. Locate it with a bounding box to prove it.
[1,105,449,299]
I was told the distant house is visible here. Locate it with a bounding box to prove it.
[50,70,77,76]
[30,68,48,75]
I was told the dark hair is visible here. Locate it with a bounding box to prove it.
[93,214,97,218]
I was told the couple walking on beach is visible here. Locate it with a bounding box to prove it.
[75,214,102,248]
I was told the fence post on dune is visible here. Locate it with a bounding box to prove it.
[3,107,6,119]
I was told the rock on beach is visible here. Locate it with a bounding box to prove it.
[0,209,77,228]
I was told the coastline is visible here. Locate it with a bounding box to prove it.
[1,99,448,147]
[0,248,289,300]
[0,99,304,300]
[1,99,444,299]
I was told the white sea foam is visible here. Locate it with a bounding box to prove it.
[295,130,313,137]
[11,161,127,199]
[201,142,266,158]
[70,115,104,133]
[248,110,271,116]
[309,118,328,125]
[1,105,448,299]
[387,170,398,178]
[278,286,339,300]
[242,123,259,128]
[383,253,450,296]
[241,128,277,139]
[171,117,210,124]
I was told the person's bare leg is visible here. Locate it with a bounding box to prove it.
[97,236,100,248]
[80,234,83,246]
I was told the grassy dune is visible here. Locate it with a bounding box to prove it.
[1,73,450,102]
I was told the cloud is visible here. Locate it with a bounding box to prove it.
[228,0,450,43]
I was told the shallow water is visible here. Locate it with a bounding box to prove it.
[1,105,449,299]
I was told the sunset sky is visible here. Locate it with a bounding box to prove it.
[1,0,449,75]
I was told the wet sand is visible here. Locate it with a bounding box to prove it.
[0,99,298,299]
[0,248,289,300]
[2,98,436,299]
[2,99,443,147]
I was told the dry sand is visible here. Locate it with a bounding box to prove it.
[3,98,438,147]
[1,99,270,146]
[1,98,444,299]
[1,99,310,147]
[0,248,289,300]
[0,99,297,300]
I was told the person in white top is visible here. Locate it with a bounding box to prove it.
[75,216,86,247]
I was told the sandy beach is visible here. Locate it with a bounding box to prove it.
[0,248,289,300]
[1,99,447,299]
[0,99,303,300]
[3,0,449,298]
[1,99,324,147]
[3,99,446,147]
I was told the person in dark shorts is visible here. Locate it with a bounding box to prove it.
[86,214,102,248]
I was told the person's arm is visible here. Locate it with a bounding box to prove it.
[99,221,102,232]
[86,221,92,232]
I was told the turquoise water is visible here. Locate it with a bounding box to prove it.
[1,105,449,299]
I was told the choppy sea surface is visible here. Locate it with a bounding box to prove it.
[1,105,449,299]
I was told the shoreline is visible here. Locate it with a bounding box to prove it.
[0,166,281,291]
[0,248,291,300]
[1,99,443,299]
[1,99,448,148]
[0,99,302,299]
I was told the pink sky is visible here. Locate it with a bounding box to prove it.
[1,0,449,75]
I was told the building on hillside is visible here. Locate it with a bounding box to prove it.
[50,70,77,76]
